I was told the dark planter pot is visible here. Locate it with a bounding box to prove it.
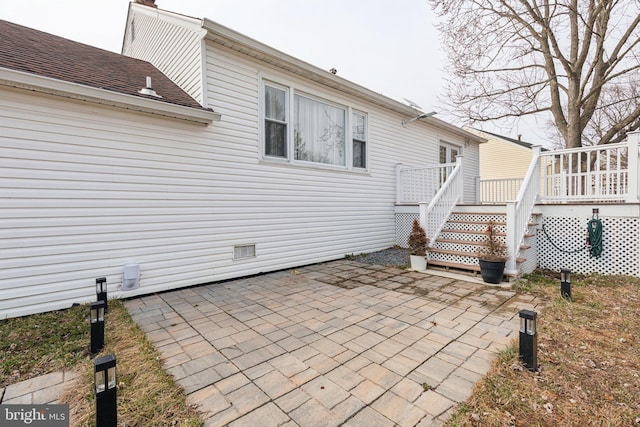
[479,259,506,284]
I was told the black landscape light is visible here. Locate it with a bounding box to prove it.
[90,300,105,355]
[94,354,117,427]
[560,269,571,300]
[96,277,107,312]
[519,309,538,371]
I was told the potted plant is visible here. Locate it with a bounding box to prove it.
[477,221,509,284]
[408,218,428,271]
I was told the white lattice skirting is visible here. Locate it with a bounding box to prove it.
[537,214,640,276]
[396,213,419,248]
[395,204,640,277]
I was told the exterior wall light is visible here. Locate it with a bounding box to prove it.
[90,300,105,355]
[519,309,538,371]
[122,263,140,291]
[561,269,571,300]
[96,277,107,312]
[94,354,117,427]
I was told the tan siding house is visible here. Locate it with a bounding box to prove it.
[466,128,538,180]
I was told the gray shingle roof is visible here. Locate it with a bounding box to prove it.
[0,19,208,111]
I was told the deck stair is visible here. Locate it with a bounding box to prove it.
[427,210,540,279]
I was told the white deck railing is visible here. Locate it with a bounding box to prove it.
[539,138,639,202]
[505,146,541,275]
[396,163,456,204]
[477,177,523,203]
[419,156,464,247]
[478,132,640,204]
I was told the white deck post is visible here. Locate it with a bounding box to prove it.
[505,201,517,275]
[395,163,403,205]
[627,132,639,203]
[456,155,464,202]
[419,202,427,229]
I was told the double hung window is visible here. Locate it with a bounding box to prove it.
[264,84,288,158]
[352,112,367,169]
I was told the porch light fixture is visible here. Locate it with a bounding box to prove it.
[90,300,105,355]
[402,111,437,127]
[518,309,538,371]
[560,269,571,300]
[96,277,107,312]
[94,354,117,427]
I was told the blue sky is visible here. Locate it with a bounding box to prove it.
[1,0,552,145]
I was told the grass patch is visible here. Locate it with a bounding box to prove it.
[1,300,202,427]
[445,272,640,426]
[0,304,89,388]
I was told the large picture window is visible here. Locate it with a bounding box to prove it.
[294,95,346,166]
[262,80,367,170]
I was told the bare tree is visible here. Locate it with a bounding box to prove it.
[429,0,640,148]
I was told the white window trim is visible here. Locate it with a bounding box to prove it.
[352,109,368,169]
[261,80,290,162]
[260,78,369,172]
[440,141,463,163]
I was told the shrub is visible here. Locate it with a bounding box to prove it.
[408,218,428,256]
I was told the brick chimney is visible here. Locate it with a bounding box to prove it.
[135,0,157,8]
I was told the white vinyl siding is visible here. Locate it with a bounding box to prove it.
[122,7,204,104]
[462,138,481,204]
[2,10,479,318]
[0,88,225,318]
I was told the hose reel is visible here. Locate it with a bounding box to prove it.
[541,208,603,258]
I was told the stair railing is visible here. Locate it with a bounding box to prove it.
[505,146,541,275]
[420,155,464,247]
[396,163,455,204]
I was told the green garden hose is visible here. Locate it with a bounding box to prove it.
[587,218,603,258]
[541,218,603,258]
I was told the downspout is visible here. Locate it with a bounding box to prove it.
[198,27,209,109]
[626,131,639,203]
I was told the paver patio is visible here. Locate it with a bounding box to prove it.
[125,260,543,426]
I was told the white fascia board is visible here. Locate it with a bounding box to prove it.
[426,118,487,144]
[0,67,221,125]
[200,18,484,144]
[201,18,401,110]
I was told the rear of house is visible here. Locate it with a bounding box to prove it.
[0,4,483,319]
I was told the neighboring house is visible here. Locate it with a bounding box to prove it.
[465,128,549,204]
[0,3,484,318]
[467,128,539,181]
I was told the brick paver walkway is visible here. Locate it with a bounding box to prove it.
[125,260,543,426]
[0,371,78,405]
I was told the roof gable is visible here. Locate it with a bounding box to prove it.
[477,129,537,150]
[0,19,206,111]
[127,2,485,144]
